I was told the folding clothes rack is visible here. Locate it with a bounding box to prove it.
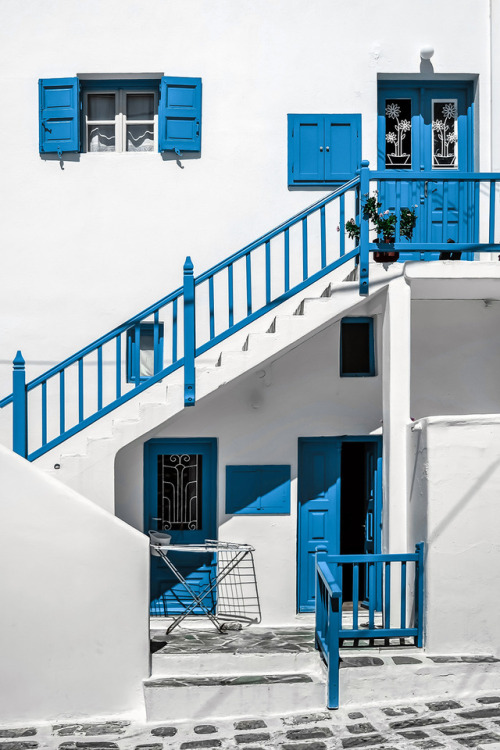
[149,539,261,633]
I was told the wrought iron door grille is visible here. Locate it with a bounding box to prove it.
[157,453,202,530]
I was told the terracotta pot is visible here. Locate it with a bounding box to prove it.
[373,238,399,263]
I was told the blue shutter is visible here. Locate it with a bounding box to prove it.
[158,77,202,153]
[226,465,291,515]
[324,114,361,182]
[288,114,325,184]
[39,78,80,154]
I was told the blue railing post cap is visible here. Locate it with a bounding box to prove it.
[361,159,370,168]
[183,256,194,273]
[13,351,25,369]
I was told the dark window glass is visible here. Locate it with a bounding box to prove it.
[156,454,202,530]
[340,319,374,376]
[385,98,412,169]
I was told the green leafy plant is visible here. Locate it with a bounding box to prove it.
[345,192,418,242]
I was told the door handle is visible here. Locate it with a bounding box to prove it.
[319,146,323,152]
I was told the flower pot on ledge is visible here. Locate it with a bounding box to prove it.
[373,238,400,264]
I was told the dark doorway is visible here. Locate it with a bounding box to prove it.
[340,442,370,601]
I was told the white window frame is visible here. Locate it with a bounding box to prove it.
[83,88,158,153]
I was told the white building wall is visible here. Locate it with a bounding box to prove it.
[0,0,492,426]
[411,299,500,418]
[0,445,150,723]
[115,310,384,625]
[408,416,500,657]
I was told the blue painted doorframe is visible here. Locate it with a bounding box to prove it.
[297,436,382,613]
[144,438,217,616]
[377,80,475,260]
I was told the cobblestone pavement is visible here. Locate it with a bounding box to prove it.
[3,695,500,750]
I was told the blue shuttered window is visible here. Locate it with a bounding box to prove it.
[158,76,202,154]
[39,78,80,155]
[226,465,291,515]
[288,114,361,186]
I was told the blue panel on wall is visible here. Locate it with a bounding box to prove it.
[39,78,80,154]
[226,465,291,515]
[158,76,202,153]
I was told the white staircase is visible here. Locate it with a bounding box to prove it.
[34,262,403,510]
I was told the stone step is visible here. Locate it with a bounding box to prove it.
[143,671,326,722]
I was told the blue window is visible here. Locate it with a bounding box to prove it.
[288,114,361,187]
[340,317,375,377]
[39,76,202,156]
[226,465,291,515]
[127,322,164,384]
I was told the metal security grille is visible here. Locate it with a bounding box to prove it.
[156,454,202,530]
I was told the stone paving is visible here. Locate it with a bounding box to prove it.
[3,695,500,750]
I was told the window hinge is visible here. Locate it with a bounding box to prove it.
[174,147,182,157]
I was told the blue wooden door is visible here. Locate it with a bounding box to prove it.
[378,82,474,260]
[144,438,217,616]
[298,438,341,612]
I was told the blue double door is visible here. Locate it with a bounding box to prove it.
[377,81,475,259]
[144,438,217,616]
[297,437,382,612]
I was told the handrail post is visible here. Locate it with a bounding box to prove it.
[183,256,196,407]
[327,584,341,709]
[415,542,425,648]
[12,350,27,458]
[359,160,370,296]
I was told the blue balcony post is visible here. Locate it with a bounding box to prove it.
[359,159,370,296]
[12,350,27,458]
[183,256,196,407]
[415,542,425,648]
[327,584,341,709]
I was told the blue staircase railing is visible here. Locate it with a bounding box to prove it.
[315,543,425,709]
[1,161,499,461]
[0,177,360,460]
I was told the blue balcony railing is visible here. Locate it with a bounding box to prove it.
[315,543,425,709]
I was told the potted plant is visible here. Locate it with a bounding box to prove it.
[345,192,418,263]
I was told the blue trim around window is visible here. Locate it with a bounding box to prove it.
[340,317,375,377]
[126,322,164,384]
[226,465,291,515]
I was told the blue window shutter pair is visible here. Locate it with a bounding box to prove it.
[158,77,202,154]
[288,114,361,186]
[39,78,80,155]
[39,76,202,155]
[226,465,291,515]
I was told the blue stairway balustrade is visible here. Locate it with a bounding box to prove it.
[315,543,425,709]
[2,163,499,461]
[0,177,361,460]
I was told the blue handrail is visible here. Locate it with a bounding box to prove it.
[315,543,425,709]
[1,177,361,460]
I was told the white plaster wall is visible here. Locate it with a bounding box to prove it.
[407,416,500,657]
[0,0,492,436]
[0,444,150,723]
[411,299,500,418]
[115,309,383,625]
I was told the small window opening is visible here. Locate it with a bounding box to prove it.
[127,322,164,383]
[340,317,375,376]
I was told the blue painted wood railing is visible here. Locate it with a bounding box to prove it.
[0,178,360,460]
[315,543,425,709]
[2,159,500,461]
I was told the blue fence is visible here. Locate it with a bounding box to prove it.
[1,161,499,460]
[315,543,424,709]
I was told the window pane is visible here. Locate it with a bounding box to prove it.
[157,454,202,530]
[140,330,155,377]
[88,125,115,152]
[432,100,458,169]
[88,94,115,121]
[341,321,372,375]
[385,99,412,169]
[127,124,154,152]
[127,93,154,120]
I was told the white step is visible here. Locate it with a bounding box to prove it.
[143,670,326,722]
